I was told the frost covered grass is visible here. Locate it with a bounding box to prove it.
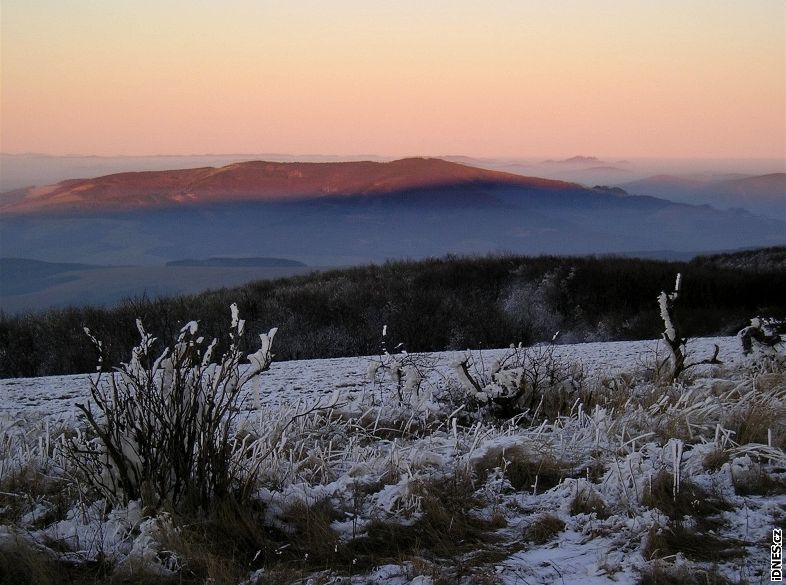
[0,327,784,584]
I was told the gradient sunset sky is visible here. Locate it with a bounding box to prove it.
[2,1,784,159]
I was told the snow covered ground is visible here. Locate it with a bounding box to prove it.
[0,336,741,420]
[1,335,784,585]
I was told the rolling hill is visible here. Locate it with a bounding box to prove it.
[0,158,581,214]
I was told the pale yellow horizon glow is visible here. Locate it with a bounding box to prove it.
[1,1,784,159]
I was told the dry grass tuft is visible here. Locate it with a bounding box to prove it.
[569,486,610,518]
[162,497,274,585]
[643,524,745,562]
[349,472,504,564]
[732,466,786,496]
[283,498,344,568]
[702,448,729,472]
[754,371,785,392]
[0,464,74,527]
[724,403,784,448]
[524,513,565,544]
[721,372,786,449]
[642,471,732,519]
[637,561,743,585]
[0,538,157,585]
[473,445,574,494]
[0,539,62,585]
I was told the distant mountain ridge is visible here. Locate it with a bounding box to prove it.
[712,173,785,202]
[0,158,583,214]
[1,157,784,274]
[619,172,786,218]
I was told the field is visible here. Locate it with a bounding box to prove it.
[1,331,784,584]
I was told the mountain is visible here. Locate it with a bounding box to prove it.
[619,172,786,219]
[0,152,392,192]
[445,156,633,185]
[709,173,786,204]
[0,158,580,215]
[0,158,783,272]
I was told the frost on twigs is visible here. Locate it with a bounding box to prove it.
[367,325,433,408]
[658,273,721,381]
[69,305,277,512]
[738,317,785,358]
[454,341,582,422]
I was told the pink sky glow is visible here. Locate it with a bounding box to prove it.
[1,1,784,160]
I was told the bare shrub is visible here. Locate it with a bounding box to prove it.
[68,304,277,512]
[738,317,785,356]
[454,342,585,421]
[366,326,438,405]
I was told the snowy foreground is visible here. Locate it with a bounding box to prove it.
[1,336,785,584]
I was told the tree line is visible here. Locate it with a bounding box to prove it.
[1,251,784,378]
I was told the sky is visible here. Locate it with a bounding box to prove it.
[1,1,784,160]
